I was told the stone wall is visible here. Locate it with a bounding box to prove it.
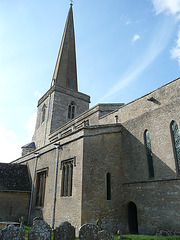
[123,179,180,235]
[12,77,180,235]
[81,125,125,233]
[0,192,30,223]
[32,85,90,149]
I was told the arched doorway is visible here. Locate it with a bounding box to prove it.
[128,202,138,234]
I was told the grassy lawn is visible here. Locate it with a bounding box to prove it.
[21,227,180,240]
[117,235,180,240]
[27,234,179,240]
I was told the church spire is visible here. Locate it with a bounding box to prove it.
[52,4,78,91]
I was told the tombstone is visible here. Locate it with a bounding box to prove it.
[54,221,75,240]
[98,230,114,240]
[19,216,24,228]
[2,225,25,240]
[0,229,2,240]
[33,216,43,226]
[28,220,51,240]
[79,223,99,240]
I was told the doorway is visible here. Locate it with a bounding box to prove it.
[128,201,138,234]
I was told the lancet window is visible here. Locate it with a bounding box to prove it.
[106,172,111,200]
[42,104,47,123]
[68,78,74,89]
[170,121,180,175]
[144,130,154,179]
[68,102,75,119]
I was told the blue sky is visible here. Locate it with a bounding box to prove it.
[0,0,180,162]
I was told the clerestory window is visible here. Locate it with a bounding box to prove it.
[144,130,154,179]
[170,121,180,175]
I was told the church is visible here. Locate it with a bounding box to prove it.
[2,4,180,235]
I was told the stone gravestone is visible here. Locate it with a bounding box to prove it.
[79,223,99,240]
[2,225,25,240]
[0,229,2,240]
[54,221,75,240]
[98,230,114,240]
[33,216,43,226]
[28,220,51,240]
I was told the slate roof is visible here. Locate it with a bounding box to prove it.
[0,163,31,192]
[21,142,35,149]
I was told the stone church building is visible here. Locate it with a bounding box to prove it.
[8,4,180,235]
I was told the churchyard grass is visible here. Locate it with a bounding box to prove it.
[114,235,180,240]
[22,226,180,240]
[23,232,180,240]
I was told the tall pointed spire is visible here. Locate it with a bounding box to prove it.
[52,4,78,91]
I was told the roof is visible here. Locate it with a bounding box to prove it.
[0,163,31,192]
[21,142,35,149]
[52,4,78,91]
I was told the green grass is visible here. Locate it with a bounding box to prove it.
[22,226,180,240]
[115,235,180,240]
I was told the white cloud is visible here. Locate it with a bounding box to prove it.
[24,112,36,141]
[132,34,140,42]
[171,28,180,65]
[126,20,132,25]
[151,0,180,66]
[0,125,22,163]
[152,0,180,19]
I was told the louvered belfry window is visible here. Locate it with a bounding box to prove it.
[68,103,75,119]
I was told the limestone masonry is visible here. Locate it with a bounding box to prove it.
[1,4,180,236]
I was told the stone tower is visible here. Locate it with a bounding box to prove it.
[32,4,90,149]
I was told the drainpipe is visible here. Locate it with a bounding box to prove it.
[51,143,60,229]
[27,152,39,225]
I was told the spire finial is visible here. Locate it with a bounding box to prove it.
[70,0,73,6]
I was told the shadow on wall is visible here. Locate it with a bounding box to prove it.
[121,126,180,235]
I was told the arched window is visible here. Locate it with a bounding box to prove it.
[68,103,75,119]
[144,130,154,178]
[106,172,111,200]
[170,121,180,175]
[42,105,46,123]
[68,78,74,89]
